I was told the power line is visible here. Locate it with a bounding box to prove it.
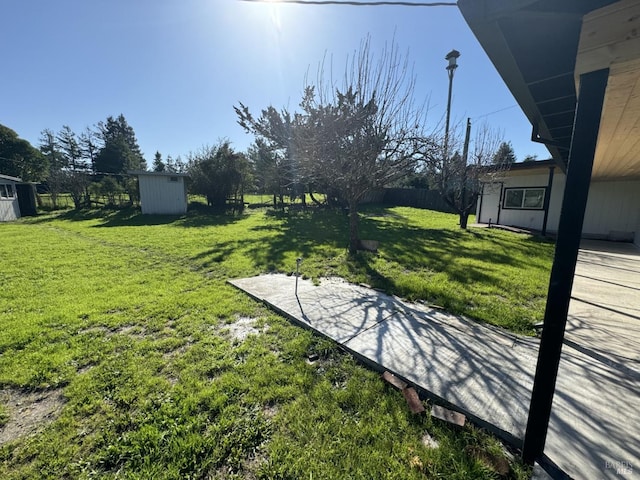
[240,0,457,6]
[473,104,518,120]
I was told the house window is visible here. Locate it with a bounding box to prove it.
[503,187,545,210]
[0,184,15,199]
[169,176,179,183]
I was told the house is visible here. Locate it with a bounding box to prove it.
[458,0,640,472]
[129,171,189,215]
[477,160,640,245]
[0,174,22,221]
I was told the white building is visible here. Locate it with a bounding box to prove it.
[0,174,22,221]
[459,0,640,473]
[477,160,640,246]
[130,171,189,215]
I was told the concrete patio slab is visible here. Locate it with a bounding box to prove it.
[548,240,640,478]
[229,240,639,479]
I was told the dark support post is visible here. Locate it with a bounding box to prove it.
[478,183,485,223]
[541,166,555,236]
[522,68,609,465]
[496,183,503,225]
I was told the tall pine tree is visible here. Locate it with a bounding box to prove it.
[95,114,146,173]
[57,125,84,171]
[491,141,516,166]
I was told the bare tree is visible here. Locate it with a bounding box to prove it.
[237,36,435,253]
[300,38,436,252]
[428,118,504,229]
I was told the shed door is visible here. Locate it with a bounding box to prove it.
[16,184,37,216]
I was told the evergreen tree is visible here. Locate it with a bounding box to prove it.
[57,125,84,171]
[247,139,282,203]
[95,114,146,173]
[79,126,102,172]
[152,151,166,172]
[95,137,132,173]
[187,141,249,207]
[165,155,186,173]
[491,141,516,166]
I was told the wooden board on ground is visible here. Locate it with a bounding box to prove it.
[431,405,466,426]
[403,387,425,414]
[382,371,407,391]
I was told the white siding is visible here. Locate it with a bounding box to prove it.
[476,182,501,224]
[546,178,640,239]
[498,173,552,231]
[0,180,20,221]
[138,175,187,215]
[480,168,640,241]
[478,171,561,231]
[582,180,640,240]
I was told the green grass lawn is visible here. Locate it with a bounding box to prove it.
[0,205,549,479]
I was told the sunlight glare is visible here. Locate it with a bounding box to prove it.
[270,3,283,31]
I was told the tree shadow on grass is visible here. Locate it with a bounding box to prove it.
[33,205,250,228]
[190,206,553,310]
[190,208,348,275]
[360,209,551,276]
[255,206,550,332]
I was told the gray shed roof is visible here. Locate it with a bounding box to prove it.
[0,173,22,182]
[128,170,189,177]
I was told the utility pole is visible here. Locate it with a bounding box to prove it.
[444,49,460,162]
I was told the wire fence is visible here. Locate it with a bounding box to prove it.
[38,193,136,210]
[37,189,458,213]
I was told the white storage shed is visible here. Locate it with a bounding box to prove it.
[0,174,22,221]
[130,171,189,215]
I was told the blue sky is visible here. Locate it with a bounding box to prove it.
[1,0,550,163]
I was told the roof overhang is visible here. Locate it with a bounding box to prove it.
[0,173,22,182]
[458,0,640,180]
[480,158,557,178]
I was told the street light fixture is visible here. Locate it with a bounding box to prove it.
[444,49,460,161]
[446,49,460,71]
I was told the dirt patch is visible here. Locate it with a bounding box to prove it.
[421,432,440,449]
[209,450,268,480]
[78,364,96,375]
[77,326,110,336]
[0,388,65,445]
[225,317,262,343]
[241,450,269,479]
[115,324,147,339]
[262,404,279,419]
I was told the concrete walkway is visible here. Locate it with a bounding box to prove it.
[229,241,639,479]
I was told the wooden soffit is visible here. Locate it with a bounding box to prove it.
[576,0,640,180]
